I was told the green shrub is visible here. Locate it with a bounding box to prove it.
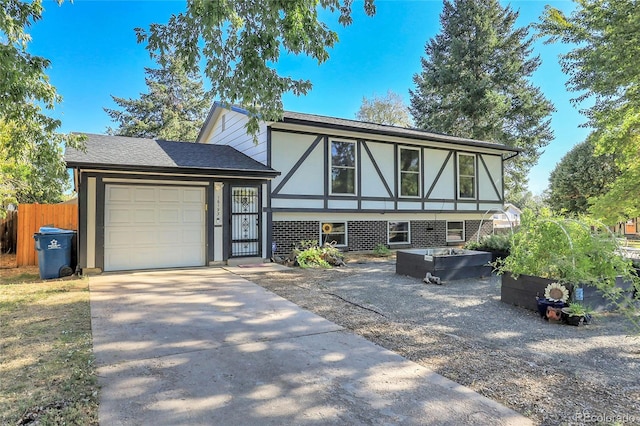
[372,244,392,257]
[464,233,511,252]
[294,240,344,268]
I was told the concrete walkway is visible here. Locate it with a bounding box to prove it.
[90,268,532,425]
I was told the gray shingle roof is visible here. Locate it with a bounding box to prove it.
[65,133,278,177]
[280,111,521,153]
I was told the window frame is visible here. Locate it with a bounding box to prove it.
[398,146,421,198]
[457,153,476,200]
[387,221,411,245]
[329,139,357,196]
[446,221,465,242]
[320,221,348,247]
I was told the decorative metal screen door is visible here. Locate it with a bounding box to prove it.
[230,186,260,257]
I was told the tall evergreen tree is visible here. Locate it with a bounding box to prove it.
[409,0,554,200]
[105,55,212,141]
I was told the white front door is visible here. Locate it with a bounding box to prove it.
[104,184,206,271]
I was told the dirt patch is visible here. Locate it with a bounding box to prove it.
[236,256,640,425]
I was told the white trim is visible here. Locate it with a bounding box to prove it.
[329,138,357,196]
[86,177,96,268]
[387,220,411,245]
[79,169,275,180]
[102,178,209,185]
[398,146,421,198]
[446,220,466,242]
[457,153,476,200]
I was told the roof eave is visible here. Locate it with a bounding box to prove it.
[278,116,522,154]
[65,162,280,179]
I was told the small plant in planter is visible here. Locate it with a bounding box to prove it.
[561,302,593,326]
[496,209,640,332]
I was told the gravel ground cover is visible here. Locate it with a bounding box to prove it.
[235,256,640,426]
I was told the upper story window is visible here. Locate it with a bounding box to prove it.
[399,147,421,197]
[331,140,356,195]
[457,153,476,199]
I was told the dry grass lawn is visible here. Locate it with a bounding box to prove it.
[0,262,98,425]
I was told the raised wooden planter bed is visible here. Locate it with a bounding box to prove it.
[396,248,492,281]
[501,272,635,312]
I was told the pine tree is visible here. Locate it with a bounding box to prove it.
[104,55,212,142]
[409,0,554,200]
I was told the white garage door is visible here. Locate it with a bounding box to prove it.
[104,184,206,271]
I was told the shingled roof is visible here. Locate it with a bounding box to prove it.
[279,111,521,154]
[65,134,279,178]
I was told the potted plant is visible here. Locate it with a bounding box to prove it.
[561,302,593,326]
[496,209,640,324]
[536,282,570,319]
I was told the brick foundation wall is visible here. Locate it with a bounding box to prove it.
[272,221,318,256]
[465,220,494,242]
[347,221,387,251]
[271,219,493,256]
[411,220,447,247]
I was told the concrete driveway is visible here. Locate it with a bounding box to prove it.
[90,268,531,425]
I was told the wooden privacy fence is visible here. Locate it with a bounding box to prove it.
[16,204,78,266]
[1,210,18,254]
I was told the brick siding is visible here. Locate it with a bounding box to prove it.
[272,221,318,256]
[271,219,493,255]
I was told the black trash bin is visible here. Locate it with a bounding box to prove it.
[33,227,76,280]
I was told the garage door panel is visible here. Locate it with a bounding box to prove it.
[158,208,180,223]
[183,188,204,203]
[104,184,206,271]
[158,229,182,244]
[134,209,156,223]
[182,229,204,244]
[183,209,204,223]
[106,208,131,225]
[132,230,159,245]
[159,188,180,202]
[108,186,133,202]
[105,230,134,246]
[134,187,157,202]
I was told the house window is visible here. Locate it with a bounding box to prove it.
[331,140,356,194]
[321,222,347,246]
[221,114,226,132]
[457,153,476,199]
[446,221,465,242]
[399,147,420,197]
[388,221,410,244]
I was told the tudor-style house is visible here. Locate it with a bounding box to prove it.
[196,103,520,259]
[65,103,519,273]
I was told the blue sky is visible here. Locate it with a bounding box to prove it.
[29,0,587,195]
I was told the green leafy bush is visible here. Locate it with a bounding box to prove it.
[464,233,511,253]
[294,240,344,268]
[495,209,640,331]
[372,244,392,257]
